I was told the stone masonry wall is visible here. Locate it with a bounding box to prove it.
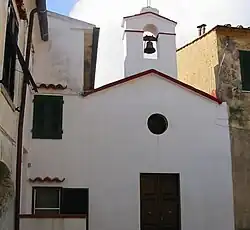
[217,28,250,230]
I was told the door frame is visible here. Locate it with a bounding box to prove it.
[139,173,181,230]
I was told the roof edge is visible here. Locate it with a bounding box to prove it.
[177,25,250,52]
[83,69,222,104]
[122,11,177,27]
[47,11,96,28]
[177,25,218,52]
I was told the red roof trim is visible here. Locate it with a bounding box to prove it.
[123,12,177,24]
[125,30,144,33]
[177,25,250,52]
[158,32,176,36]
[83,69,222,104]
[29,177,65,183]
[124,30,176,36]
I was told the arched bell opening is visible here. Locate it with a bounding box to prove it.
[0,161,14,218]
[143,24,158,59]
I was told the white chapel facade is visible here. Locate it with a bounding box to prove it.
[20,5,235,230]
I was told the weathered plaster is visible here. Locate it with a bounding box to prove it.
[32,11,96,92]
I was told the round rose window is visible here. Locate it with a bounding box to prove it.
[147,113,168,135]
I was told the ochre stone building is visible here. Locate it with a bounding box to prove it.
[177,25,250,230]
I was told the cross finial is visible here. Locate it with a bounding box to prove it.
[147,0,151,7]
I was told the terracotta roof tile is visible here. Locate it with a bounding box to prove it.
[28,177,65,183]
[37,84,67,90]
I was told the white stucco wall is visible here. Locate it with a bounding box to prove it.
[32,11,95,91]
[123,11,177,78]
[20,217,87,230]
[23,73,234,230]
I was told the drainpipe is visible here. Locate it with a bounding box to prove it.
[36,0,49,41]
[14,8,37,230]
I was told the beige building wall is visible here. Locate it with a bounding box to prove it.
[177,30,219,95]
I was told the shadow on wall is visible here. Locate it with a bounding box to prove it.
[0,161,14,218]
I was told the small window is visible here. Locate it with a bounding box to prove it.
[33,187,60,214]
[1,1,19,100]
[147,113,168,135]
[32,95,63,139]
[33,187,89,215]
[239,50,250,91]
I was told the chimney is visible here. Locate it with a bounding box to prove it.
[197,24,207,36]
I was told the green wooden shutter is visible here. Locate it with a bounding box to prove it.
[32,95,63,139]
[32,95,46,138]
[48,96,63,139]
[60,188,88,214]
[239,50,250,91]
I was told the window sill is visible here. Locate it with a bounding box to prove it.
[19,214,87,219]
[0,83,16,112]
[241,90,250,93]
[32,136,63,140]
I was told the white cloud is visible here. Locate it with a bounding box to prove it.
[70,0,250,87]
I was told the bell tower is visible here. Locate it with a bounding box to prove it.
[122,6,177,78]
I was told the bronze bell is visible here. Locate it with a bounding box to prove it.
[144,41,156,54]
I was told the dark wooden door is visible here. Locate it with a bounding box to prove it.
[140,174,180,230]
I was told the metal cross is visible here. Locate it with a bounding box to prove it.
[147,0,151,6]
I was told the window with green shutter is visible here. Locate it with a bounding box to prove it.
[239,50,250,91]
[32,95,63,139]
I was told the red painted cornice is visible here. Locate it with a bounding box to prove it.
[83,69,222,104]
[123,11,177,24]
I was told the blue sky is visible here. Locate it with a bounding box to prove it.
[47,0,75,15]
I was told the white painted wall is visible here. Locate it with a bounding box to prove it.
[20,217,87,230]
[123,8,177,78]
[23,73,234,230]
[32,11,95,91]
[20,11,98,219]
